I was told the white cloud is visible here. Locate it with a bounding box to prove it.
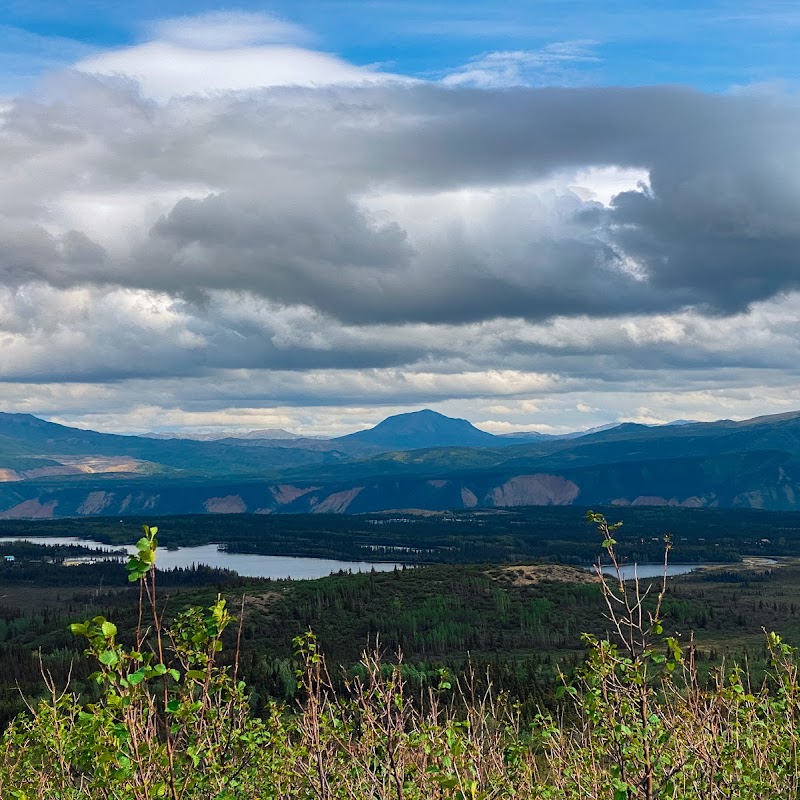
[148,11,310,49]
[75,43,401,100]
[568,166,650,206]
[2,58,800,434]
[74,11,407,101]
[441,40,599,88]
[474,419,557,434]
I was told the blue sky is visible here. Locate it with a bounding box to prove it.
[2,1,800,94]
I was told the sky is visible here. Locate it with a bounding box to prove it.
[1,2,800,436]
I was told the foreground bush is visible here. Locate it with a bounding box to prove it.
[2,518,800,798]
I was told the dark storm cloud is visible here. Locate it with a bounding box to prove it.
[3,81,796,325]
[139,187,413,306]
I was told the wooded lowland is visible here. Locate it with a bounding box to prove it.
[3,516,800,797]
[2,504,798,563]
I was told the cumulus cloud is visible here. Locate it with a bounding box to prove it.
[4,80,800,325]
[3,28,800,432]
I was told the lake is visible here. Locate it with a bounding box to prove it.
[0,536,404,580]
[594,558,780,580]
[595,563,705,580]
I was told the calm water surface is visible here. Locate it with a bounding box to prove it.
[597,563,704,580]
[0,536,403,580]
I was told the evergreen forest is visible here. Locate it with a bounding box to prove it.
[3,513,800,796]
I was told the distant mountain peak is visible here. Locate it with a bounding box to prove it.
[337,409,499,450]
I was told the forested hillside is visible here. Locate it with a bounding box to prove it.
[3,518,800,798]
[6,410,800,516]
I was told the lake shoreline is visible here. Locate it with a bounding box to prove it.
[0,535,404,580]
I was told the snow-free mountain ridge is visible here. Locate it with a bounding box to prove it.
[3,408,800,516]
[336,409,506,450]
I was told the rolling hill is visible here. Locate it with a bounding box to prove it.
[2,409,800,517]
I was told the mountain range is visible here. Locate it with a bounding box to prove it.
[0,408,799,517]
[142,428,310,441]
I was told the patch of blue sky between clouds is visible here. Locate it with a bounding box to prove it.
[0,25,98,94]
[1,1,799,95]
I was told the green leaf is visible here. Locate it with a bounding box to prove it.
[99,650,119,667]
[101,621,117,638]
[70,622,88,636]
[126,558,145,572]
[128,669,146,686]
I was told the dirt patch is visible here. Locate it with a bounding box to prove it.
[269,484,318,505]
[0,469,21,482]
[461,487,478,508]
[58,456,151,474]
[741,557,785,568]
[679,496,708,508]
[313,487,364,513]
[493,564,600,587]
[78,491,115,515]
[490,474,579,507]
[631,496,670,506]
[204,495,247,513]
[0,499,58,519]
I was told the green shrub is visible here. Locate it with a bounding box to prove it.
[4,516,800,798]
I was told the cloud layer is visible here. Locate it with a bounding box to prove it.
[2,14,800,434]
